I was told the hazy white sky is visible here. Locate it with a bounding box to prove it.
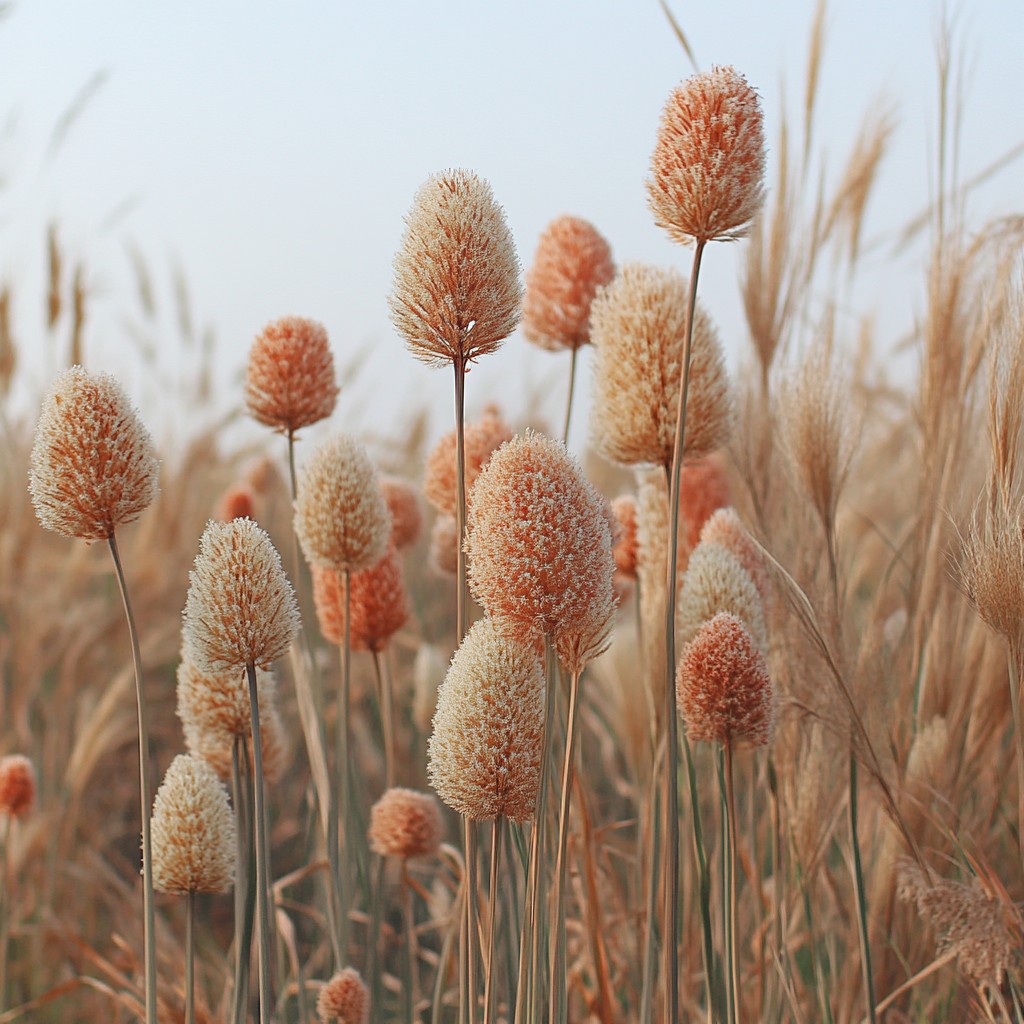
[0,1,1022,448]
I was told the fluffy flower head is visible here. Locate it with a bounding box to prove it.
[0,755,35,819]
[369,788,444,859]
[318,968,369,1024]
[379,476,423,550]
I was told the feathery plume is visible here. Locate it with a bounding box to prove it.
[369,788,444,860]
[182,518,300,674]
[294,434,392,572]
[380,476,423,550]
[312,546,409,652]
[29,366,159,540]
[0,756,35,819]
[318,968,370,1024]
[466,431,616,642]
[676,612,774,746]
[244,316,339,434]
[699,506,771,604]
[149,753,235,895]
[388,169,522,368]
[522,215,615,352]
[590,263,732,468]
[648,65,766,245]
[429,618,545,821]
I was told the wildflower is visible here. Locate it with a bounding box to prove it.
[611,494,639,579]
[0,755,35,819]
[369,788,444,860]
[318,968,370,1024]
[700,506,771,603]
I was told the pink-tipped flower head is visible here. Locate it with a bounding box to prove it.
[312,545,410,652]
[0,755,35,819]
[318,968,370,1024]
[423,406,513,518]
[466,431,616,644]
[429,618,545,821]
[294,434,392,572]
[245,316,339,434]
[590,263,732,468]
[369,787,444,860]
[182,518,300,673]
[389,169,522,368]
[676,612,774,746]
[648,65,767,245]
[523,215,615,352]
[700,507,771,604]
[379,476,423,550]
[29,366,159,540]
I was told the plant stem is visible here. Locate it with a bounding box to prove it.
[484,817,504,1024]
[108,533,157,1024]
[373,649,396,790]
[562,345,579,446]
[403,861,418,1024]
[849,750,877,1024]
[337,568,354,963]
[723,743,740,1024]
[185,890,196,1024]
[463,818,480,1024]
[0,816,10,1011]
[246,662,274,1024]
[232,736,255,1024]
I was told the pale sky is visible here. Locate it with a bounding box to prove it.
[0,1,1022,449]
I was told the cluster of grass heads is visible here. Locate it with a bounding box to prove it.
[1,7,1024,1024]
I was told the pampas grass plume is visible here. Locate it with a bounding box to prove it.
[29,366,159,540]
[318,968,370,1024]
[0,756,35,819]
[369,787,444,860]
[648,65,766,245]
[245,316,339,434]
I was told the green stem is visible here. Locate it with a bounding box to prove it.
[849,750,877,1024]
[246,662,274,1024]
[562,345,579,446]
[186,890,196,1024]
[108,533,157,1024]
[484,817,504,1024]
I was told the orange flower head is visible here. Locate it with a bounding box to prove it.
[29,366,159,540]
[0,755,35,819]
[245,316,339,434]
[389,169,522,368]
[676,612,774,746]
[611,494,639,579]
[429,515,459,576]
[466,431,616,642]
[214,482,257,523]
[700,507,771,603]
[648,65,766,245]
[379,476,423,550]
[318,968,369,1024]
[312,545,409,652]
[429,618,544,821]
[368,787,444,859]
[680,454,731,554]
[423,407,513,518]
[523,215,615,352]
[590,263,732,468]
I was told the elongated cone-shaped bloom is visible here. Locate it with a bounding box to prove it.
[466,431,616,643]
[369,787,444,860]
[312,545,409,652]
[678,541,768,654]
[700,507,771,604]
[523,215,615,351]
[590,263,732,468]
[182,518,300,674]
[429,618,544,821]
[388,169,522,368]
[423,406,513,518]
[29,366,159,540]
[150,753,236,895]
[648,65,766,245]
[0,755,35,819]
[379,476,423,550]
[295,434,391,572]
[676,612,774,746]
[176,658,287,782]
[245,316,339,434]
[318,968,370,1024]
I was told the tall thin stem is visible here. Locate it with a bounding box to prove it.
[373,650,396,790]
[246,662,274,1024]
[336,567,354,962]
[231,735,254,1024]
[849,750,877,1024]
[723,743,740,1024]
[484,817,504,1024]
[662,238,706,1023]
[402,862,417,1024]
[562,345,579,446]
[108,533,157,1024]
[185,890,196,1024]
[0,816,10,1011]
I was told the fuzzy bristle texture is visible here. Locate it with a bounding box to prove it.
[245,315,339,434]
[676,612,774,746]
[590,263,732,468]
[466,430,616,643]
[149,753,235,895]
[389,169,522,368]
[369,787,444,860]
[0,755,35,819]
[379,476,423,550]
[318,968,370,1024]
[182,518,300,673]
[29,366,159,540]
[523,215,615,351]
[648,65,766,245]
[295,434,392,572]
[429,618,545,821]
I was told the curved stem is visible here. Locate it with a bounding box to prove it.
[108,533,157,1024]
[562,345,579,446]
[483,817,504,1024]
[185,890,196,1024]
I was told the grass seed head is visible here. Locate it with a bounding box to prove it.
[29,366,159,540]
[680,454,731,553]
[523,215,615,352]
[214,481,257,523]
[648,65,766,245]
[379,475,423,550]
[245,315,339,434]
[699,506,771,603]
[368,787,444,859]
[0,755,35,819]
[611,494,639,579]
[429,515,459,576]
[389,169,522,368]
[318,968,370,1024]
[149,753,235,895]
